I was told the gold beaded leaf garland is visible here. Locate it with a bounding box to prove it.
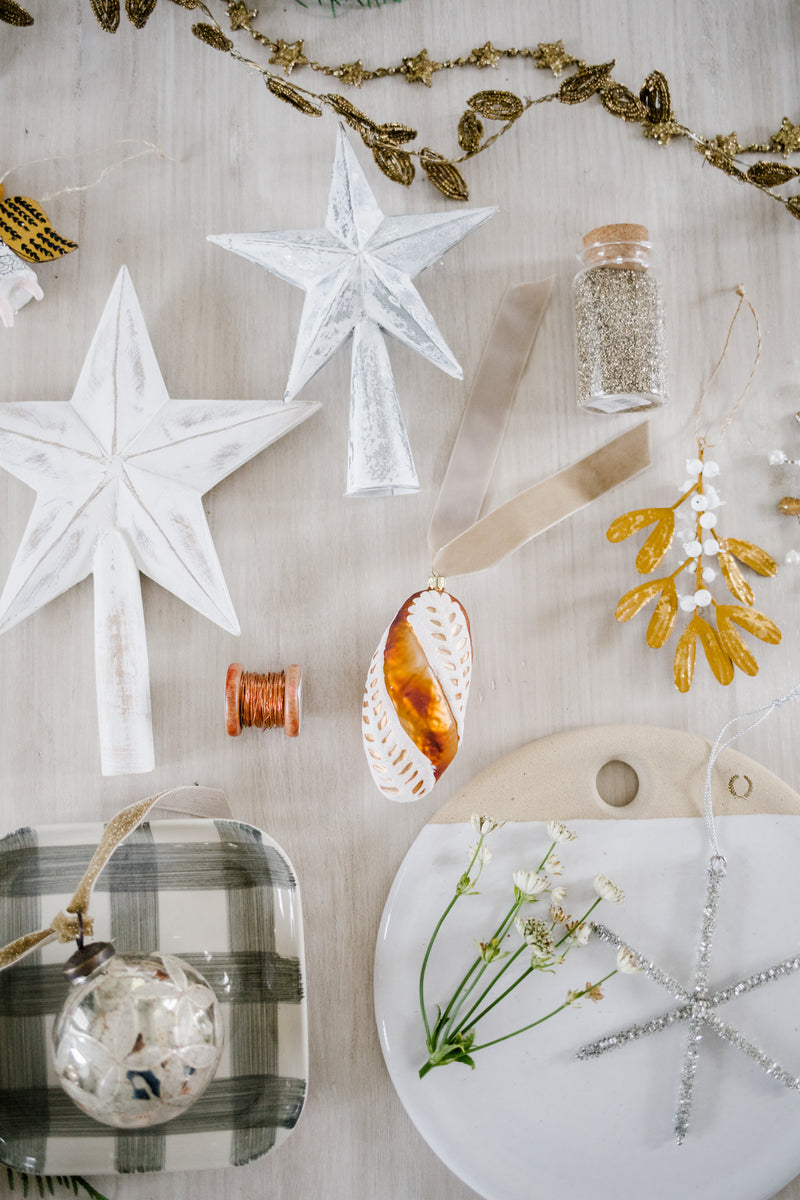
[5,1,800,220]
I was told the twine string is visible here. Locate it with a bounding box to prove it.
[703,683,800,862]
[694,285,762,450]
[0,139,173,201]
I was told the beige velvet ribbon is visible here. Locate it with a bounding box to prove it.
[0,785,231,972]
[427,280,652,577]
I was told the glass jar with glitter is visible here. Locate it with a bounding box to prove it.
[573,223,668,414]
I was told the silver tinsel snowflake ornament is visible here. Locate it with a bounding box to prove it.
[578,857,800,1143]
[209,126,495,497]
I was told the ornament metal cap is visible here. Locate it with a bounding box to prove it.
[63,941,116,985]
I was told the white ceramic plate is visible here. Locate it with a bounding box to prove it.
[374,727,800,1200]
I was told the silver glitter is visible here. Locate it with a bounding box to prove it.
[577,863,800,1143]
[574,267,667,414]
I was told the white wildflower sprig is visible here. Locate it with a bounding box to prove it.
[470,814,500,837]
[547,820,577,843]
[593,874,625,904]
[514,916,555,964]
[566,920,591,947]
[616,945,642,974]
[513,868,551,901]
[418,818,632,1078]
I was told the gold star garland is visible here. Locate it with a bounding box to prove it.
[5,0,800,220]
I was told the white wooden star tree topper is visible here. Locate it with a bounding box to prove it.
[209,127,496,497]
[0,267,319,775]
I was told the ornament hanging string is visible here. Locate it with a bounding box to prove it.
[0,139,173,200]
[0,785,230,971]
[703,681,800,862]
[427,280,652,579]
[693,285,761,450]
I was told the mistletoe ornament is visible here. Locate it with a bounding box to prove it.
[607,288,780,692]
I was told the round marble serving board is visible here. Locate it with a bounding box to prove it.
[374,724,800,1200]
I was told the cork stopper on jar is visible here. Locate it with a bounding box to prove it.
[582,223,650,268]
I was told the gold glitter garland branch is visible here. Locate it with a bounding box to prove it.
[190,4,800,216]
[5,0,800,218]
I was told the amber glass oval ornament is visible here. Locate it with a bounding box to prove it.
[362,588,472,801]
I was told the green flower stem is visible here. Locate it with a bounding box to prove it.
[470,970,618,1053]
[437,841,557,1037]
[449,942,527,1037]
[439,898,522,1041]
[463,896,604,1033]
[419,839,483,1044]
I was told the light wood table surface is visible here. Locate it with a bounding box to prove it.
[1,2,800,1197]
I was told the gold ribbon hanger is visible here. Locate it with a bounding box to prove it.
[0,786,231,971]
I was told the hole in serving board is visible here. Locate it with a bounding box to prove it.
[596,759,639,808]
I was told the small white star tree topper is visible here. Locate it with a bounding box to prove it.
[209,126,495,497]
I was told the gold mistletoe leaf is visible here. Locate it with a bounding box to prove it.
[615,578,666,622]
[646,579,678,648]
[722,537,778,577]
[716,616,758,677]
[373,144,415,187]
[419,150,469,201]
[0,195,78,263]
[788,197,800,221]
[674,614,733,693]
[326,94,377,138]
[192,22,233,51]
[746,161,800,188]
[718,550,754,606]
[0,0,34,26]
[606,506,669,542]
[458,110,484,154]
[696,616,734,686]
[376,123,418,146]
[639,70,671,123]
[558,61,615,105]
[600,82,648,123]
[267,76,322,116]
[674,615,699,693]
[717,604,782,645]
[635,510,675,574]
[90,0,120,31]
[467,90,524,121]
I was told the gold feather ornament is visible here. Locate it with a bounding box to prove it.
[608,288,780,692]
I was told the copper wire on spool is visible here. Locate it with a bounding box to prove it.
[225,663,301,738]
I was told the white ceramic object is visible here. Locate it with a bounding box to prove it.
[0,241,43,326]
[0,266,319,774]
[209,127,495,497]
[362,588,472,801]
[374,725,800,1200]
[0,815,308,1175]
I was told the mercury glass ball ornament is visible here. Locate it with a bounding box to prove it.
[53,943,224,1128]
